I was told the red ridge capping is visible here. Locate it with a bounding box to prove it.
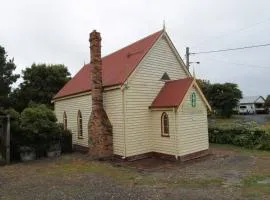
[54,30,163,100]
[150,77,194,108]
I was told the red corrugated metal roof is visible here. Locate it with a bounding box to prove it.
[54,30,163,99]
[150,78,194,108]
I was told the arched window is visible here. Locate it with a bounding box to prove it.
[77,110,83,138]
[161,112,169,137]
[63,111,67,130]
[191,92,196,107]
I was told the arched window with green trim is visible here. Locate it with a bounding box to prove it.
[191,92,196,107]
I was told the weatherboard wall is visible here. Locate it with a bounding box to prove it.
[177,87,209,156]
[54,89,124,156]
[124,35,189,157]
[150,110,177,156]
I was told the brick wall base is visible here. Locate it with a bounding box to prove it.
[179,149,209,162]
[72,146,209,162]
[113,149,209,162]
[73,144,89,153]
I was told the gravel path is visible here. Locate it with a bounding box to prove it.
[0,146,269,200]
[0,173,161,200]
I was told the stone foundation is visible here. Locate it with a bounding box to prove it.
[179,149,209,162]
[73,144,89,153]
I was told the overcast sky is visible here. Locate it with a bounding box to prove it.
[1,0,269,97]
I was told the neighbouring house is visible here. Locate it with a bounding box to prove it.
[53,28,211,161]
[238,96,266,114]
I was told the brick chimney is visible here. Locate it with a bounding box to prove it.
[88,30,113,158]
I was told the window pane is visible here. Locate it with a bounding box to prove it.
[191,92,196,107]
[161,112,169,136]
[78,111,83,138]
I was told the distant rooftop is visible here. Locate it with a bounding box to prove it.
[240,96,265,104]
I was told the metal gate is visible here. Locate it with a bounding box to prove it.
[0,115,10,165]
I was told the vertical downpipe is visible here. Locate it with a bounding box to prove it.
[121,86,127,158]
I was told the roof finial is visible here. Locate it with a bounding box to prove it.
[163,19,166,31]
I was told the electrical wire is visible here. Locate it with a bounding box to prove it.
[205,58,270,69]
[191,43,270,55]
[191,17,270,48]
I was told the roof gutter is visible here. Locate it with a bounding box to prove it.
[51,85,121,103]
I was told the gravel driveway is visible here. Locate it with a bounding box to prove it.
[0,145,269,200]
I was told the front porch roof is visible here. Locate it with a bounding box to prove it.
[150,78,194,109]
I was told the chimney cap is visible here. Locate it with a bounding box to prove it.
[89,30,101,42]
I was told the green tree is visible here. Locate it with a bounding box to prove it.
[207,83,242,118]
[10,63,71,111]
[196,79,211,98]
[0,46,20,109]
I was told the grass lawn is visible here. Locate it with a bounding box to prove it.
[211,143,270,156]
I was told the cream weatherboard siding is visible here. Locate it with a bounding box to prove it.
[55,94,91,147]
[54,89,124,156]
[177,87,209,156]
[103,89,124,156]
[150,110,177,156]
[124,35,189,157]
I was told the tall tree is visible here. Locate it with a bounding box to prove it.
[0,46,20,110]
[196,79,211,98]
[207,83,242,118]
[10,63,71,111]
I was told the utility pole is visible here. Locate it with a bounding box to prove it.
[186,47,200,73]
[186,47,190,71]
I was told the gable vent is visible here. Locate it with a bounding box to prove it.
[161,72,170,81]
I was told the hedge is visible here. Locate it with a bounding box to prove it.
[209,126,270,150]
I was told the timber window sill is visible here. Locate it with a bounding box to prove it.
[161,134,170,138]
[78,137,84,139]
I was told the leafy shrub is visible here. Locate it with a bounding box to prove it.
[58,124,73,153]
[263,123,270,133]
[2,106,72,161]
[20,104,61,157]
[209,124,270,150]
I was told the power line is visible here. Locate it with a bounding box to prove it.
[205,58,270,69]
[191,43,270,55]
[191,17,270,48]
